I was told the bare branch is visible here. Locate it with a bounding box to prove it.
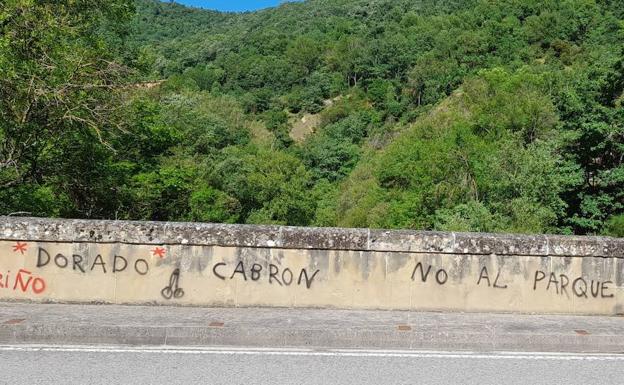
[7,211,32,216]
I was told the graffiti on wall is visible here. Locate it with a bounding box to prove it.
[212,261,319,288]
[2,241,323,302]
[0,269,46,295]
[0,240,619,310]
[532,271,614,299]
[3,242,47,295]
[36,248,150,275]
[161,268,184,300]
[408,260,616,299]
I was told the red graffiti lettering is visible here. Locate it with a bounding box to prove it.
[32,277,46,294]
[14,269,33,292]
[4,269,47,295]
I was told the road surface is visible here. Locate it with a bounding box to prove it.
[1,345,623,385]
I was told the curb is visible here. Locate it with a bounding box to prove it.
[2,322,623,353]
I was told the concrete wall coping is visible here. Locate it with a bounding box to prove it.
[1,216,623,258]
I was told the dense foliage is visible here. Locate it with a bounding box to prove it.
[2,0,623,236]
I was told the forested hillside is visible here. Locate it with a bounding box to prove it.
[1,0,623,236]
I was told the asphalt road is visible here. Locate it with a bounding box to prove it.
[1,345,623,385]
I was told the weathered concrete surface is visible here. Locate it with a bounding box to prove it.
[1,217,623,315]
[1,303,624,353]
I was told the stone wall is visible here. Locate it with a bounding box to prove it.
[1,217,623,315]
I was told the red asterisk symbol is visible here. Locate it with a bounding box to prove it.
[152,247,166,258]
[12,242,28,255]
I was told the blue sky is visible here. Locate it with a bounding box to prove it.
[173,0,299,12]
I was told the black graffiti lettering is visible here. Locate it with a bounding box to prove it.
[251,264,263,281]
[298,269,320,289]
[411,263,447,285]
[601,281,614,298]
[493,271,507,289]
[29,247,328,291]
[477,267,506,289]
[213,262,227,280]
[435,269,448,285]
[54,253,68,269]
[72,255,85,273]
[161,268,185,300]
[477,267,491,286]
[37,248,50,268]
[534,271,613,301]
[269,264,282,286]
[113,255,127,273]
[547,273,559,294]
[37,248,149,276]
[533,270,546,290]
[590,280,600,298]
[208,262,318,288]
[90,255,107,273]
[230,261,247,281]
[411,262,432,282]
[573,277,588,298]
[134,259,149,275]
[282,268,293,286]
[559,274,570,298]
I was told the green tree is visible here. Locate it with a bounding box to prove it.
[211,147,315,226]
[0,0,134,214]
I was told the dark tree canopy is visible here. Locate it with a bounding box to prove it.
[2,0,623,236]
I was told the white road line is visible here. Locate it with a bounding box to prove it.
[0,345,622,361]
